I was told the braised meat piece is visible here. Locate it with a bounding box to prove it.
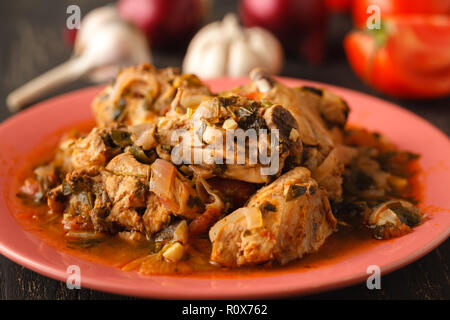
[57,153,205,236]
[209,167,337,267]
[233,68,349,201]
[159,95,302,183]
[92,63,211,126]
[61,166,114,233]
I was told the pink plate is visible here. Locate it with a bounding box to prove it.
[0,77,449,299]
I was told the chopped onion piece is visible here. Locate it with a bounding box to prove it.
[65,231,104,240]
[162,242,185,263]
[150,159,176,199]
[173,220,188,244]
[129,123,156,150]
[244,207,263,230]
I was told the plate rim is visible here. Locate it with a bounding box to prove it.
[0,77,449,299]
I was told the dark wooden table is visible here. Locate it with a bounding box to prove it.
[0,0,448,300]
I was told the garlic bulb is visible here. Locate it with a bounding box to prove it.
[74,5,121,56]
[6,5,151,112]
[182,13,283,78]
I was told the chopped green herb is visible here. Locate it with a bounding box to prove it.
[187,196,202,209]
[259,202,277,213]
[218,96,238,107]
[235,104,265,131]
[130,145,156,164]
[286,185,307,201]
[112,98,127,121]
[110,130,132,148]
[260,99,272,108]
[387,202,421,227]
[67,238,104,249]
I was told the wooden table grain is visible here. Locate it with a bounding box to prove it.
[0,0,448,300]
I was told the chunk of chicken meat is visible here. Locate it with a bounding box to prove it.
[56,153,205,236]
[235,68,349,200]
[158,95,302,183]
[66,126,130,171]
[102,154,150,233]
[71,128,108,169]
[60,166,115,233]
[92,63,211,126]
[105,154,203,234]
[209,167,337,267]
[245,68,349,143]
[149,159,203,219]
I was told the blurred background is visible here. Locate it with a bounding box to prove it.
[1,0,449,130]
[0,0,448,299]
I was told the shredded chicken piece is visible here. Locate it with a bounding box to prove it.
[210,167,337,267]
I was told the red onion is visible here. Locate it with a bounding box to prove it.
[117,0,206,49]
[239,0,327,63]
